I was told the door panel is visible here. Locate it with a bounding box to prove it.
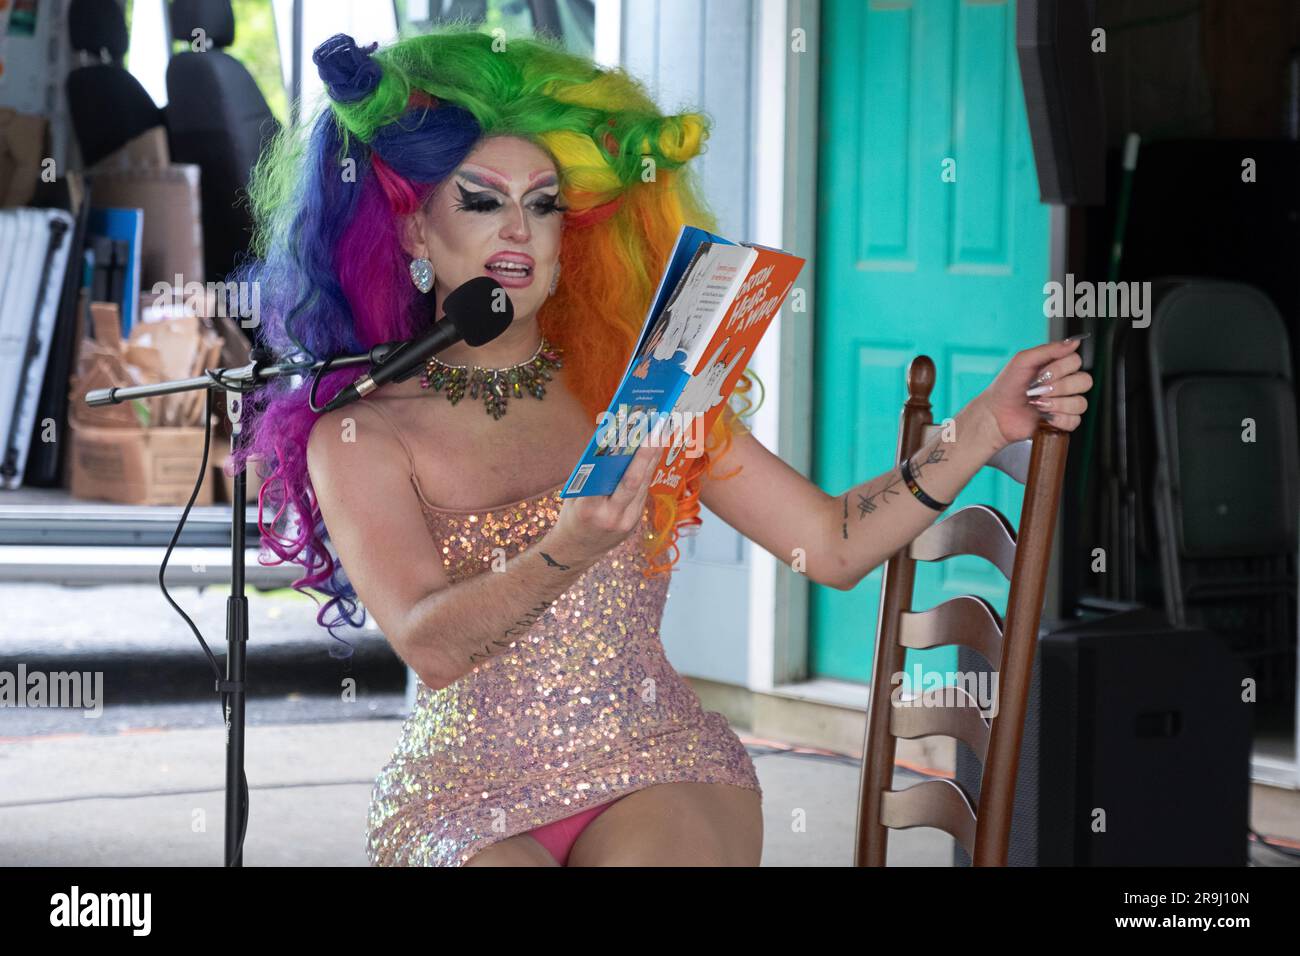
[812,0,1049,685]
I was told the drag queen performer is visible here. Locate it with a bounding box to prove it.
[230,27,1091,867]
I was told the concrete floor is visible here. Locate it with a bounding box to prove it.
[1,582,1297,867]
[0,710,953,866]
[3,710,1297,866]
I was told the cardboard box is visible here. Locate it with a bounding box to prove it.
[68,418,220,506]
[0,108,47,207]
[86,164,205,288]
[67,302,229,506]
[88,126,170,173]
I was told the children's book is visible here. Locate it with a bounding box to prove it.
[561,225,805,498]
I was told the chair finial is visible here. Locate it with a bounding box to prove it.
[906,355,936,403]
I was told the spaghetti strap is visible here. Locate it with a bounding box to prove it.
[356,399,439,510]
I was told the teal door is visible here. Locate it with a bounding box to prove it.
[812,0,1050,684]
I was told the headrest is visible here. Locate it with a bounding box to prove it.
[170,0,235,49]
[69,0,130,60]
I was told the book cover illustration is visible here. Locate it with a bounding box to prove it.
[646,239,805,496]
[562,225,805,499]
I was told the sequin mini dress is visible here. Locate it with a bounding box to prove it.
[360,402,763,866]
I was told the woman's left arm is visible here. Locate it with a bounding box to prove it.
[696,336,1092,591]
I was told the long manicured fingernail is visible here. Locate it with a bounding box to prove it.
[1028,398,1051,409]
[1063,332,1091,343]
[1025,384,1053,397]
[1029,369,1054,387]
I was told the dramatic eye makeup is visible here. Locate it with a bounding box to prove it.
[452,183,500,213]
[529,193,566,214]
[450,172,568,215]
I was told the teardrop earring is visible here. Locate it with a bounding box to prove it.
[548,262,560,297]
[409,257,435,294]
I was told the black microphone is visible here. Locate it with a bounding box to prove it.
[322,276,514,413]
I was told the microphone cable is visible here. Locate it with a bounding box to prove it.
[155,356,275,865]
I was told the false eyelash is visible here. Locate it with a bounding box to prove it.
[452,184,498,212]
[532,196,569,215]
[452,183,568,215]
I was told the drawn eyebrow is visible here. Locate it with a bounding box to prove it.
[456,170,559,195]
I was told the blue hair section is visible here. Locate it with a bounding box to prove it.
[369,100,484,184]
[230,96,490,661]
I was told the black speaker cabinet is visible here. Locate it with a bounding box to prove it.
[1016,0,1106,205]
[953,607,1253,865]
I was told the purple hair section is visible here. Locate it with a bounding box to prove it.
[228,100,484,655]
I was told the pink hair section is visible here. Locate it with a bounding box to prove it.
[333,169,425,349]
[370,152,424,215]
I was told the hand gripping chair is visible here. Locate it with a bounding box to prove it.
[854,355,1070,866]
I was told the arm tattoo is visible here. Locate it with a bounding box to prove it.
[469,601,552,663]
[910,444,948,478]
[855,473,905,518]
[538,551,570,571]
[841,436,951,538]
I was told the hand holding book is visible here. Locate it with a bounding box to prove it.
[542,440,662,568]
[562,225,806,499]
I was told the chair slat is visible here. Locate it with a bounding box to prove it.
[987,438,1032,484]
[879,778,978,857]
[856,354,1071,867]
[899,594,1003,666]
[908,504,1017,579]
[889,684,992,764]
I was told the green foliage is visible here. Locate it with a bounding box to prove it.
[224,0,289,125]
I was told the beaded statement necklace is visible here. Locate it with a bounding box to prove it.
[418,336,564,420]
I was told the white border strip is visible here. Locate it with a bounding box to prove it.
[745,0,789,692]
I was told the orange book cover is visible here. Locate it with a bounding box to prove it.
[648,243,806,495]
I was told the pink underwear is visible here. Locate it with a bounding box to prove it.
[526,798,622,866]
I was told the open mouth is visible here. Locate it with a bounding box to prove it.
[485,258,534,278]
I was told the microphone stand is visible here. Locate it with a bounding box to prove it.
[82,341,397,866]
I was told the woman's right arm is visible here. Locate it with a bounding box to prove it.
[307,411,661,691]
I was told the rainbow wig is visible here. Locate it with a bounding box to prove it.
[230,24,760,652]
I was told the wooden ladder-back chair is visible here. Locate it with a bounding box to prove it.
[854,355,1071,866]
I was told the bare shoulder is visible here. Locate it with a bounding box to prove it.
[302,397,453,658]
[306,402,404,487]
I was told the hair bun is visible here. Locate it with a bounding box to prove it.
[655,113,707,164]
[313,33,382,103]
